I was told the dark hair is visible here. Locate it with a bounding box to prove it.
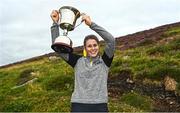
[83,34,99,46]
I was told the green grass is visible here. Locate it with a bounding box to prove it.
[0,58,73,112]
[120,92,153,111]
[0,27,179,112]
[162,26,180,37]
[110,36,180,81]
[109,98,143,112]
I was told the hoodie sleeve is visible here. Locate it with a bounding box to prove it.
[90,22,115,67]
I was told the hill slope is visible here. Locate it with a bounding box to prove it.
[1,22,179,68]
[0,22,180,112]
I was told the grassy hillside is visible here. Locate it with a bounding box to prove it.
[0,25,179,112]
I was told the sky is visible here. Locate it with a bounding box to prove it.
[0,0,180,66]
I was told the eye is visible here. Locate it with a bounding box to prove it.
[87,45,92,48]
[87,44,98,48]
[93,44,98,47]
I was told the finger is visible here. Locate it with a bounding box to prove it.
[52,14,57,18]
[54,10,59,14]
[52,10,59,14]
[50,12,56,17]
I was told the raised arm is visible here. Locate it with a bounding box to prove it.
[82,14,115,67]
[50,10,81,68]
[90,22,115,59]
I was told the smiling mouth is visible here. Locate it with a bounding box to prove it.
[91,51,97,54]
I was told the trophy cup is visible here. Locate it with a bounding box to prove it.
[51,6,81,53]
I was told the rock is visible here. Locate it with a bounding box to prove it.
[123,55,129,60]
[48,56,59,61]
[30,71,40,76]
[126,78,134,84]
[164,76,177,91]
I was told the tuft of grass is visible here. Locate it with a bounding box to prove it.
[147,36,180,56]
[147,45,170,56]
[162,27,180,37]
[120,92,153,111]
[109,99,143,112]
[43,75,74,92]
[2,99,33,112]
[137,39,156,47]
[168,37,180,50]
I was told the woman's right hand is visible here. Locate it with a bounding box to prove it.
[50,10,60,23]
[81,13,92,26]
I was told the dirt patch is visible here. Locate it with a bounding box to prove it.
[108,72,180,112]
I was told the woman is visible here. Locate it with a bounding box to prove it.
[50,10,115,112]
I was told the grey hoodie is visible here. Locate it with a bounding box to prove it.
[51,22,115,103]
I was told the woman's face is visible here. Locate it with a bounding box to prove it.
[85,39,99,57]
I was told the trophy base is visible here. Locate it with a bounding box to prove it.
[51,35,73,53]
[51,43,73,53]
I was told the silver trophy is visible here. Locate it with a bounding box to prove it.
[51,6,81,53]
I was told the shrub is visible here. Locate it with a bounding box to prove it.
[16,69,35,86]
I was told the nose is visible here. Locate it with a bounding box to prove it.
[92,46,95,50]
[91,46,97,51]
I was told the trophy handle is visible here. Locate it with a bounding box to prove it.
[73,13,85,29]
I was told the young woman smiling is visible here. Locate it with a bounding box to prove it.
[50,10,115,112]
